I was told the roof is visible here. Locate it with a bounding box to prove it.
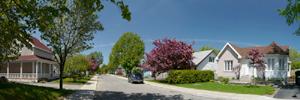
[31,37,52,52]
[217,42,289,59]
[192,50,214,65]
[16,55,55,62]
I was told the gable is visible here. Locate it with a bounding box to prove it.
[216,43,241,60]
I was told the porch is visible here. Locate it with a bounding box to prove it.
[0,61,59,82]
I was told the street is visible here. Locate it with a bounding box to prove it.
[94,75,221,100]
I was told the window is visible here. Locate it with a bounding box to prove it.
[279,58,285,70]
[224,60,233,71]
[209,57,215,62]
[267,58,275,70]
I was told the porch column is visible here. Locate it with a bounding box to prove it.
[49,64,52,78]
[20,62,23,79]
[35,61,39,80]
[41,62,43,77]
[32,62,35,78]
[6,62,9,78]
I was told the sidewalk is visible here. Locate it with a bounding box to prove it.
[109,74,288,100]
[64,75,99,100]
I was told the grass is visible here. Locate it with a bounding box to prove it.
[53,75,92,84]
[148,80,275,95]
[0,82,74,100]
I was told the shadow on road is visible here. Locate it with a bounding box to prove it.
[94,91,184,100]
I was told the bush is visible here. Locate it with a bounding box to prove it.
[218,77,229,84]
[0,76,8,83]
[165,70,214,84]
[292,61,300,70]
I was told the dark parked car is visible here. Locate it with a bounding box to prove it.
[128,72,144,83]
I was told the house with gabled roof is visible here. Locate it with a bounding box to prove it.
[215,42,291,82]
[0,37,59,82]
[192,50,217,71]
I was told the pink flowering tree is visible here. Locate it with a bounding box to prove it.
[142,39,194,79]
[248,49,265,81]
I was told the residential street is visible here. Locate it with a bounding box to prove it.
[95,75,222,100]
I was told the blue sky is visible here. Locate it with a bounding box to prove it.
[35,0,300,64]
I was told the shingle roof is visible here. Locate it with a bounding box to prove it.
[230,42,289,58]
[192,50,214,65]
[31,37,52,52]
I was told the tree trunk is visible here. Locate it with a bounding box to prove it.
[59,64,64,90]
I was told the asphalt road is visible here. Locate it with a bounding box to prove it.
[94,75,220,100]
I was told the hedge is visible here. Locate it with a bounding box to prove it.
[165,70,214,84]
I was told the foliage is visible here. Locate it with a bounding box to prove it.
[279,0,300,35]
[108,32,145,73]
[64,55,90,82]
[175,82,275,95]
[0,0,58,62]
[88,51,103,71]
[0,77,8,83]
[0,82,74,100]
[217,77,229,84]
[292,61,300,69]
[98,64,109,74]
[166,70,214,84]
[41,0,131,89]
[289,48,300,69]
[132,67,142,74]
[248,48,265,79]
[143,39,194,77]
[0,0,131,62]
[199,45,220,54]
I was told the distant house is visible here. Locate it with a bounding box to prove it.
[215,42,291,82]
[192,50,217,71]
[0,37,59,82]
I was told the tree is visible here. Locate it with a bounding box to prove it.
[279,0,300,35]
[199,45,220,54]
[290,48,300,69]
[65,55,90,81]
[108,32,145,73]
[88,51,103,71]
[248,49,265,82]
[142,39,194,79]
[41,0,131,89]
[0,0,62,62]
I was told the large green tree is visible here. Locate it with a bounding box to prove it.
[0,0,63,61]
[280,0,300,35]
[41,0,131,89]
[0,0,130,62]
[108,32,145,73]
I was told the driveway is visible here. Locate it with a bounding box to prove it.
[95,75,222,100]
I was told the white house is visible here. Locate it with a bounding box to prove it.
[215,42,291,82]
[0,37,59,82]
[192,50,217,71]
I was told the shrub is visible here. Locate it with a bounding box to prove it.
[292,61,300,70]
[0,76,8,83]
[218,77,229,84]
[165,70,214,84]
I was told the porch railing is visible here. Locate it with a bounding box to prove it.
[0,73,52,79]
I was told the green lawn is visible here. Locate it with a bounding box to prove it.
[53,75,92,84]
[176,82,275,95]
[148,80,275,95]
[0,82,74,100]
